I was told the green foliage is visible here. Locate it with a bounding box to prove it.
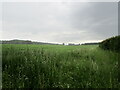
[2,44,120,88]
[99,35,120,52]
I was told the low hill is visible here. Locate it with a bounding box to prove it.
[0,39,59,45]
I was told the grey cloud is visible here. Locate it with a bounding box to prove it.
[67,2,118,39]
[2,2,118,43]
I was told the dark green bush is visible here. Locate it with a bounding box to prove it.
[99,35,120,52]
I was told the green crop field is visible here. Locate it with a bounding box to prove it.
[2,44,120,88]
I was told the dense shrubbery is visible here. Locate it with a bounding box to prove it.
[99,35,120,52]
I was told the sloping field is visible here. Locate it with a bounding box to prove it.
[2,44,120,88]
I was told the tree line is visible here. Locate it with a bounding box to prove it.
[99,35,120,52]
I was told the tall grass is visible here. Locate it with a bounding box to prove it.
[2,44,120,88]
[0,44,2,89]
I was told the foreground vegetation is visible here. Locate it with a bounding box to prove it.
[2,44,120,88]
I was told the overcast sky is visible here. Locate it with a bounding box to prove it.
[1,1,118,44]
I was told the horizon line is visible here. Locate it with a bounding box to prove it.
[0,39,102,44]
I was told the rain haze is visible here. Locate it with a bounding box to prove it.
[1,1,118,44]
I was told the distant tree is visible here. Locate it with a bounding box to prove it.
[68,43,74,46]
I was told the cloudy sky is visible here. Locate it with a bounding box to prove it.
[0,1,118,44]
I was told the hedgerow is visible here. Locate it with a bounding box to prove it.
[99,35,120,52]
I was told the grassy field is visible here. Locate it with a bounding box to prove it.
[2,44,120,88]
